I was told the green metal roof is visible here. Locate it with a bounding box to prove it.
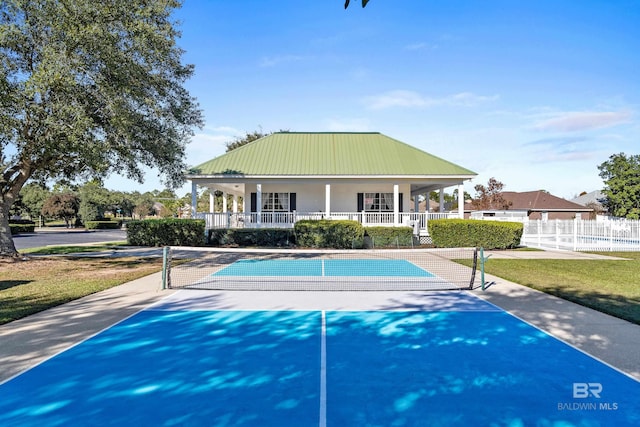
[188,132,476,176]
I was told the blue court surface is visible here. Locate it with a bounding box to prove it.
[213,259,435,277]
[1,292,638,426]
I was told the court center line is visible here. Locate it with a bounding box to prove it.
[319,310,327,427]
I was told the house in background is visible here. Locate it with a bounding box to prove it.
[571,190,607,218]
[470,190,593,221]
[186,132,476,234]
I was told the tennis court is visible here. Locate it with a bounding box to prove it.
[1,288,638,426]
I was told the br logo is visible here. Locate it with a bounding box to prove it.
[573,382,602,398]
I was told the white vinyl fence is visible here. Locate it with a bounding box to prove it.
[521,219,640,251]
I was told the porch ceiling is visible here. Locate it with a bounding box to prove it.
[193,178,469,196]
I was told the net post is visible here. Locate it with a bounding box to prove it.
[480,247,485,290]
[469,247,479,289]
[480,247,492,291]
[162,246,171,289]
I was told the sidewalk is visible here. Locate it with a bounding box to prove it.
[0,272,173,383]
[484,248,630,260]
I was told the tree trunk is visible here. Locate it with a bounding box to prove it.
[0,200,19,257]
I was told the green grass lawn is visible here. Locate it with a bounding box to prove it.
[481,251,640,325]
[0,253,163,325]
[20,242,129,255]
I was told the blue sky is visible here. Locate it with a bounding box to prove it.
[106,0,640,200]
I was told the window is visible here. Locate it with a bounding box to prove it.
[364,193,394,212]
[357,192,403,212]
[250,192,296,212]
[262,192,290,211]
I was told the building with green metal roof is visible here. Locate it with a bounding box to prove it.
[186,132,476,231]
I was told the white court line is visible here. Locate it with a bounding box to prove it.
[319,310,327,427]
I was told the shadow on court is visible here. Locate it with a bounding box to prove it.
[2,308,638,426]
[325,311,639,426]
[0,311,322,426]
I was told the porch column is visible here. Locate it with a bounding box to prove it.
[414,196,419,213]
[256,184,262,224]
[458,183,465,218]
[209,191,215,213]
[325,184,331,217]
[439,188,445,213]
[426,196,430,212]
[191,181,197,218]
[393,184,399,226]
[232,195,238,213]
[222,191,228,213]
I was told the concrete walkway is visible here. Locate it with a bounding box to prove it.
[484,248,631,260]
[1,248,638,384]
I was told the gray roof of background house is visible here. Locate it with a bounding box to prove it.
[571,190,605,207]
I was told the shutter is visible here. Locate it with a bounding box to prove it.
[357,193,364,211]
[290,193,296,211]
[250,193,257,212]
[399,193,404,212]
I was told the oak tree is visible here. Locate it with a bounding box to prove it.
[0,0,203,256]
[41,193,80,228]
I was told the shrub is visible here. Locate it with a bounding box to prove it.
[364,226,414,248]
[10,220,36,234]
[208,229,295,247]
[85,220,122,230]
[428,219,523,249]
[294,220,364,249]
[126,219,205,246]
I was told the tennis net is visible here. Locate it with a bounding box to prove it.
[163,247,479,291]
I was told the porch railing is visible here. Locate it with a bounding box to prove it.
[195,211,453,234]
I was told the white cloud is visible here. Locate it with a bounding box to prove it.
[532,111,632,132]
[364,90,499,110]
[525,136,589,148]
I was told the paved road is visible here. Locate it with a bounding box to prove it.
[13,228,127,251]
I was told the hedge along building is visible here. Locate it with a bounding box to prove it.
[185,132,477,236]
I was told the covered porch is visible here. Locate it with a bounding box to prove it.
[185,132,477,235]
[189,178,466,236]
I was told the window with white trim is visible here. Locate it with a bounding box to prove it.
[364,192,394,212]
[262,192,290,211]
